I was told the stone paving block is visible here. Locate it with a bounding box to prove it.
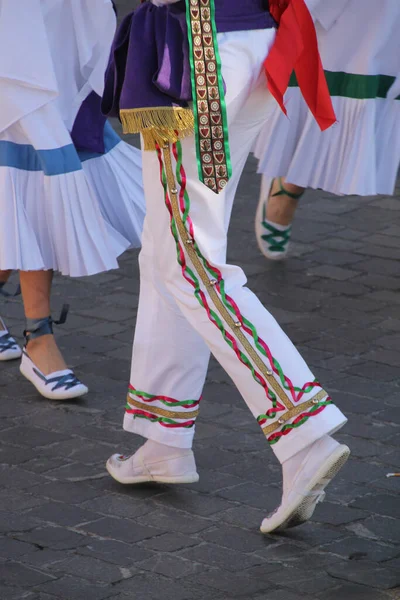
[30,481,100,504]
[0,466,49,490]
[328,561,400,589]
[218,505,274,531]
[77,538,154,566]
[361,516,400,544]
[113,572,206,600]
[335,435,381,458]
[286,573,340,595]
[42,461,106,482]
[306,265,359,281]
[310,502,368,526]
[216,482,282,511]
[350,493,400,520]
[27,502,103,527]
[278,523,345,546]
[180,541,266,572]
[153,489,236,517]
[188,567,270,597]
[95,477,167,500]
[0,585,37,600]
[254,591,314,600]
[321,536,399,562]
[0,562,54,587]
[206,431,266,454]
[379,407,400,423]
[0,490,44,512]
[80,493,153,520]
[0,537,39,559]
[16,526,89,551]
[138,554,200,579]
[0,511,41,534]
[59,333,123,356]
[180,470,246,495]
[306,249,366,267]
[137,507,213,534]
[284,550,344,572]
[218,456,281,486]
[233,563,284,589]
[53,554,133,584]
[381,448,400,468]
[199,524,272,553]
[139,532,200,552]
[255,540,306,560]
[346,361,400,382]
[317,582,393,600]
[193,446,237,470]
[35,575,115,600]
[22,549,72,569]
[80,516,165,544]
[79,357,131,382]
[22,456,69,475]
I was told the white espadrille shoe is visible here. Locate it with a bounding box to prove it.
[261,436,350,534]
[107,444,199,485]
[19,305,88,400]
[255,177,303,261]
[0,317,22,361]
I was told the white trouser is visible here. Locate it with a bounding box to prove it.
[124,30,347,464]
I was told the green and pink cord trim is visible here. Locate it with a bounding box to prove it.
[172,141,324,404]
[160,143,282,422]
[158,141,332,444]
[126,386,200,429]
[125,406,196,429]
[263,398,333,445]
[128,385,200,410]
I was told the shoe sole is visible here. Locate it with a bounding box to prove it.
[254,182,290,261]
[106,460,200,485]
[20,364,88,401]
[0,349,22,361]
[261,445,350,534]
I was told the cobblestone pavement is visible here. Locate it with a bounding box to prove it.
[1,3,400,600]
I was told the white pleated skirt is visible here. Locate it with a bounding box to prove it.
[254,94,400,196]
[254,0,400,196]
[0,0,145,277]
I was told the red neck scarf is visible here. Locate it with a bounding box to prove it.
[265,0,336,131]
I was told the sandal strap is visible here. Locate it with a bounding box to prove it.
[0,331,18,353]
[24,304,70,343]
[261,221,292,253]
[271,177,304,200]
[32,367,81,392]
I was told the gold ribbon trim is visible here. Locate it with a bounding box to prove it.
[162,143,330,437]
[127,395,200,420]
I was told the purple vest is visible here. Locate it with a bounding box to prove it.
[215,0,275,32]
[102,2,276,121]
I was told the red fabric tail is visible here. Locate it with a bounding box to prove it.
[264,0,336,131]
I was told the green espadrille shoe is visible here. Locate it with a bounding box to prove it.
[255,177,304,261]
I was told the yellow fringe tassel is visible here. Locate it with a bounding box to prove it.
[120,107,194,150]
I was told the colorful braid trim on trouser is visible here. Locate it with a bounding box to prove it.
[145,139,333,447]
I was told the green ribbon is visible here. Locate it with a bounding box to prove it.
[185,0,232,194]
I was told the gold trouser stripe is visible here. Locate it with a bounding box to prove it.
[127,396,199,420]
[261,389,329,436]
[162,145,328,435]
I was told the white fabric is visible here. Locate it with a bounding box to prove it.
[123,30,347,464]
[0,0,145,276]
[82,142,145,250]
[254,0,400,196]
